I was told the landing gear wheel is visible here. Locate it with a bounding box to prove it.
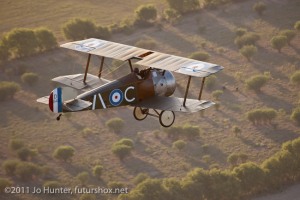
[159,110,175,127]
[56,114,62,121]
[133,107,149,121]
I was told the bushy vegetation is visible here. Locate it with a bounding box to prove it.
[34,28,58,50]
[227,153,249,166]
[245,74,269,91]
[205,75,217,90]
[253,2,266,16]
[3,160,20,175]
[120,137,300,200]
[294,20,300,31]
[246,108,277,124]
[53,145,75,162]
[9,139,24,151]
[290,107,300,124]
[290,70,300,85]
[271,35,287,53]
[134,4,157,27]
[112,138,134,160]
[17,147,37,161]
[163,8,181,23]
[133,173,150,185]
[0,41,10,62]
[234,32,260,48]
[15,162,42,181]
[164,124,200,140]
[0,81,20,101]
[0,178,12,193]
[235,27,247,37]
[166,0,199,14]
[239,45,257,61]
[76,171,89,186]
[93,165,104,179]
[172,140,186,150]
[106,118,125,133]
[189,51,210,61]
[212,90,223,100]
[280,29,296,45]
[63,18,111,40]
[21,72,39,86]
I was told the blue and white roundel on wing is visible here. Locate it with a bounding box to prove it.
[109,89,123,106]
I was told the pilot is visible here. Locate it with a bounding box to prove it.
[134,68,142,79]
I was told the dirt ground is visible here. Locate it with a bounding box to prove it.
[253,183,300,200]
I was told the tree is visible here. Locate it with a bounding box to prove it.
[271,35,287,53]
[234,32,260,48]
[239,45,257,61]
[15,162,42,181]
[53,145,75,162]
[294,20,300,31]
[163,8,180,23]
[93,165,104,179]
[0,81,20,101]
[106,118,125,133]
[135,4,157,24]
[290,70,300,85]
[63,18,97,40]
[114,138,134,148]
[21,72,39,86]
[5,28,38,57]
[76,172,89,186]
[246,108,277,124]
[280,29,296,45]
[2,160,20,175]
[112,144,132,161]
[172,140,186,150]
[227,153,239,166]
[166,0,199,13]
[253,2,266,16]
[290,107,300,124]
[34,28,57,51]
[245,74,268,91]
[189,51,210,61]
[0,178,12,194]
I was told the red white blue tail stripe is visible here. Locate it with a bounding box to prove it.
[49,87,63,113]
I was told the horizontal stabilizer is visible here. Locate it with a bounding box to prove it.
[132,96,215,113]
[37,96,49,104]
[64,99,92,112]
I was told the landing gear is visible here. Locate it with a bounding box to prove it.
[133,107,175,127]
[56,114,62,121]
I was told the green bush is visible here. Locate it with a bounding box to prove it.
[34,28,58,51]
[183,124,200,139]
[0,178,12,193]
[106,118,125,133]
[172,140,186,150]
[234,32,260,48]
[17,147,37,161]
[163,8,181,22]
[290,70,300,85]
[235,28,247,37]
[280,29,296,45]
[112,144,132,161]
[9,139,24,151]
[135,39,157,49]
[114,138,134,148]
[253,2,266,16]
[53,145,75,162]
[76,172,89,185]
[205,75,217,90]
[290,107,300,124]
[93,165,103,179]
[15,162,42,181]
[135,4,157,24]
[245,74,268,91]
[189,51,210,61]
[108,181,126,190]
[21,72,39,86]
[63,18,97,40]
[271,35,287,53]
[294,21,300,31]
[0,81,20,101]
[227,153,239,166]
[94,26,111,39]
[43,180,62,189]
[2,160,20,175]
[246,108,277,124]
[212,90,223,100]
[166,0,199,13]
[239,45,257,61]
[133,173,150,185]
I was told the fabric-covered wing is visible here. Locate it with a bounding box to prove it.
[61,38,224,78]
[131,96,215,113]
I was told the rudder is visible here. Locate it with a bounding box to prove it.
[49,87,63,113]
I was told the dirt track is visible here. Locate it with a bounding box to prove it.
[253,184,300,200]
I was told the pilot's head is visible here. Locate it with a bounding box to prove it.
[133,68,139,74]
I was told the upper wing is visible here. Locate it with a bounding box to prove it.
[61,38,224,78]
[131,96,215,113]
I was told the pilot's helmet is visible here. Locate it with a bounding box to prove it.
[134,68,139,73]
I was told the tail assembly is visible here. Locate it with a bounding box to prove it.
[49,87,63,113]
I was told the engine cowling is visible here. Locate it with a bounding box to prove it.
[152,69,176,97]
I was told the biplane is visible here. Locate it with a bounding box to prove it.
[37,38,223,127]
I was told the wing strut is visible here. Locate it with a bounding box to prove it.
[183,76,192,107]
[83,54,91,83]
[198,77,206,100]
[98,56,105,78]
[128,59,133,72]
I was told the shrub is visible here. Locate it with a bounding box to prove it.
[245,74,268,91]
[108,181,125,190]
[15,162,42,181]
[4,28,39,57]
[80,194,97,200]
[239,153,249,163]
[290,70,300,85]
[0,41,10,62]
[135,4,157,23]
[205,75,217,90]
[234,32,260,48]
[246,108,277,124]
[183,124,200,139]
[232,125,241,136]
[114,138,134,148]
[135,39,157,49]
[294,21,300,31]
[239,45,257,61]
[280,29,296,45]
[43,180,62,189]
[189,51,210,61]
[106,118,124,133]
[271,35,287,53]
[53,145,75,162]
[164,8,181,22]
[21,72,39,86]
[2,160,20,175]
[17,147,37,161]
[227,153,239,166]
[212,90,223,100]
[235,28,247,37]
[77,172,89,185]
[172,140,186,150]
[34,28,58,51]
[112,144,132,161]
[290,107,300,124]
[93,165,103,179]
[133,173,150,185]
[94,26,111,39]
[0,178,12,193]
[166,0,199,14]
[9,139,24,151]
[253,2,266,16]
[0,81,20,101]
[63,18,96,40]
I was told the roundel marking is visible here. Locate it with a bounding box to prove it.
[109,89,123,106]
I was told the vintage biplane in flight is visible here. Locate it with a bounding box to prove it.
[37,38,223,127]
